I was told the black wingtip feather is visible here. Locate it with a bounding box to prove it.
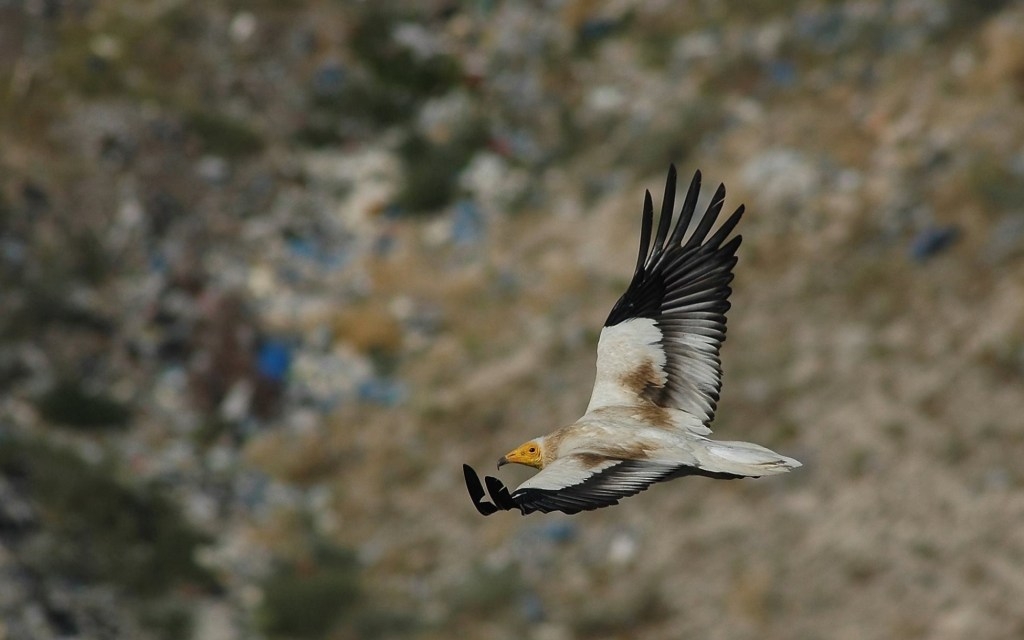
[707,205,745,249]
[719,235,742,260]
[485,475,517,511]
[686,183,727,249]
[653,165,677,252]
[669,170,702,247]
[634,190,654,277]
[464,464,499,516]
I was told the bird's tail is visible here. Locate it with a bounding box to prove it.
[694,439,802,477]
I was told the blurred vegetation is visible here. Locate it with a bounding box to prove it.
[35,380,132,429]
[448,562,525,617]
[0,436,216,596]
[193,416,235,449]
[49,4,203,100]
[138,601,195,640]
[947,0,1016,27]
[967,154,1024,214]
[302,5,463,137]
[1,0,1022,636]
[572,586,668,639]
[185,110,266,159]
[257,542,361,639]
[3,287,115,340]
[350,8,461,95]
[397,121,489,213]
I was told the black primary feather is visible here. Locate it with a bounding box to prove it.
[602,166,745,425]
[464,464,499,515]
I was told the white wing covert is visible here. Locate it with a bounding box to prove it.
[586,166,744,427]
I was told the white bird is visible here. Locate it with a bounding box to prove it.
[464,166,801,515]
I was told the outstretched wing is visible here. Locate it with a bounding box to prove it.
[586,166,744,427]
[510,455,681,514]
[463,457,742,516]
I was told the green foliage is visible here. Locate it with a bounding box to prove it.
[0,437,217,596]
[70,230,111,284]
[138,601,194,640]
[258,544,361,639]
[967,155,1024,214]
[350,7,461,97]
[947,0,1015,29]
[292,121,344,149]
[0,189,10,224]
[1,285,115,342]
[448,563,525,616]
[52,38,128,98]
[397,123,488,214]
[572,586,668,638]
[772,419,801,444]
[847,447,874,479]
[312,78,416,129]
[354,610,420,639]
[193,416,234,448]
[48,4,203,100]
[302,5,464,136]
[185,110,266,158]
[36,380,131,429]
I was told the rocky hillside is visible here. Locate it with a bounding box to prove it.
[1,1,1023,639]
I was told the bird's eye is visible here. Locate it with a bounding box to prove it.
[528,447,536,453]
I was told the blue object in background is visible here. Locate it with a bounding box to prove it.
[766,59,798,87]
[520,591,546,623]
[795,6,847,53]
[578,18,619,43]
[311,61,347,98]
[908,225,960,262]
[286,235,351,271]
[257,340,292,382]
[148,251,169,274]
[537,521,578,544]
[357,377,406,406]
[452,199,485,245]
[286,236,318,261]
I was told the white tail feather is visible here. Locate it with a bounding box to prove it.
[698,440,802,477]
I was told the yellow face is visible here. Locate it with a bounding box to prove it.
[498,440,544,469]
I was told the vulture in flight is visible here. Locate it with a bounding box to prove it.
[464,166,800,516]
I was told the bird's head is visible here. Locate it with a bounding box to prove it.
[498,439,545,470]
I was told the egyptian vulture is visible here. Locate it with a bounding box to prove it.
[464,166,801,516]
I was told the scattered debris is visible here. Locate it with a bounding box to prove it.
[2,1,1023,638]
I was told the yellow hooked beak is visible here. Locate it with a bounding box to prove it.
[498,441,543,469]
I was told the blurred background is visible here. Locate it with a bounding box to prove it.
[2,0,1024,639]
